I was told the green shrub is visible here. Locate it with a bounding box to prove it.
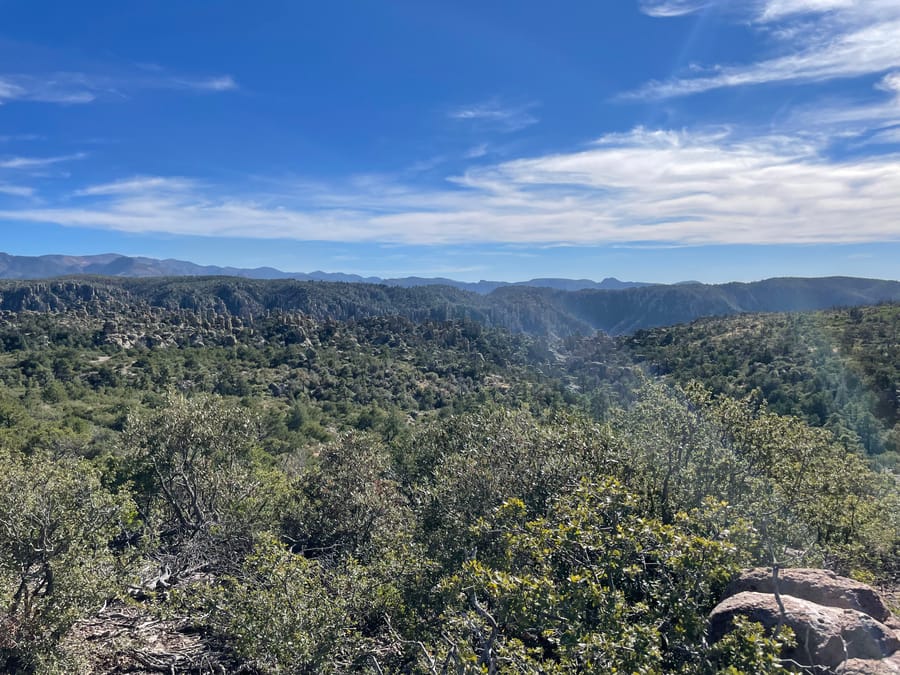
[0,450,134,672]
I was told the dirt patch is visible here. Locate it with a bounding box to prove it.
[62,601,241,674]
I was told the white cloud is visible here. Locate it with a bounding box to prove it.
[760,0,856,21]
[449,100,539,132]
[627,0,900,99]
[74,176,196,196]
[464,143,489,159]
[0,184,34,197]
[0,153,87,170]
[639,0,712,17]
[0,134,42,143]
[878,72,900,94]
[777,70,900,137]
[3,128,900,246]
[0,70,238,105]
[0,75,96,104]
[171,75,239,92]
[859,126,900,146]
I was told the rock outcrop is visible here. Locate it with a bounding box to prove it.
[836,655,900,674]
[727,568,893,624]
[710,569,900,673]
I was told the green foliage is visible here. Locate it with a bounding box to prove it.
[435,480,751,673]
[198,535,400,675]
[0,287,896,672]
[402,409,618,561]
[280,433,415,563]
[707,617,796,674]
[121,395,281,577]
[613,382,900,575]
[0,450,134,672]
[622,305,900,463]
[0,306,579,456]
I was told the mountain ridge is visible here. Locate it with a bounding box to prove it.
[0,252,647,293]
[1,273,898,336]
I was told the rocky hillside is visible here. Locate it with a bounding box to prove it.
[1,274,899,336]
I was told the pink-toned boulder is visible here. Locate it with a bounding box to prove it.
[709,592,900,671]
[836,654,900,674]
[727,568,892,623]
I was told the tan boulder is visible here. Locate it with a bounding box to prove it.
[836,654,900,674]
[728,568,893,623]
[709,591,900,671]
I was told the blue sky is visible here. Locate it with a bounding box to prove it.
[1,0,899,283]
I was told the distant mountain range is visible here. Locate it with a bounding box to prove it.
[0,252,648,293]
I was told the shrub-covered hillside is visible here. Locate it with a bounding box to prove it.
[3,275,900,336]
[621,303,900,468]
[0,293,896,672]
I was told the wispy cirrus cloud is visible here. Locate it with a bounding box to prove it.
[0,152,87,170]
[449,99,539,132]
[639,0,713,17]
[627,0,900,99]
[74,176,197,197]
[0,134,42,143]
[0,75,97,104]
[3,125,900,246]
[464,143,490,159]
[783,71,900,137]
[168,75,239,93]
[856,126,900,147]
[0,184,34,197]
[0,70,239,105]
[759,0,857,21]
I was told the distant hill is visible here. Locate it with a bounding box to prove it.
[617,303,900,464]
[509,276,900,335]
[1,274,898,336]
[0,252,379,283]
[0,252,647,294]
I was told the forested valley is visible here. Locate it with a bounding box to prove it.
[0,278,897,673]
